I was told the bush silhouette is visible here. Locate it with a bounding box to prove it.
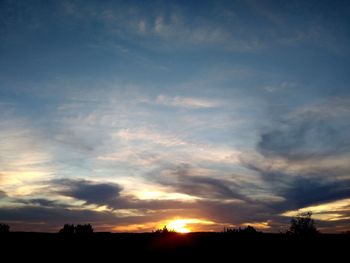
[289,212,318,235]
[0,223,10,233]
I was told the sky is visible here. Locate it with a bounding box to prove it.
[0,0,350,233]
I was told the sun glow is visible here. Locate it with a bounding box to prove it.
[165,218,215,233]
[167,219,191,233]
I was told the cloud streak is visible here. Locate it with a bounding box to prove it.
[155,95,219,109]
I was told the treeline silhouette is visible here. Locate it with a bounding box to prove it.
[153,226,176,234]
[223,225,261,235]
[0,212,326,236]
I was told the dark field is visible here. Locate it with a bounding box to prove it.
[1,232,349,260]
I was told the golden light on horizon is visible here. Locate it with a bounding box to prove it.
[165,218,215,233]
[167,219,191,233]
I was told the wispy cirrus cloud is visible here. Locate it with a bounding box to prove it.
[114,128,187,147]
[155,94,220,109]
[282,198,350,222]
[0,117,54,194]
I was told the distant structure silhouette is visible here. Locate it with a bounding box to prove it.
[0,223,10,233]
[288,212,318,235]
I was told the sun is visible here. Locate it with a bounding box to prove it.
[167,219,191,233]
[162,218,215,233]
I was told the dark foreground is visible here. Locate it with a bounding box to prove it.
[1,232,349,260]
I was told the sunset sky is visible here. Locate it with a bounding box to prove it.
[1,0,350,233]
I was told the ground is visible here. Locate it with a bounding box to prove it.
[1,232,349,260]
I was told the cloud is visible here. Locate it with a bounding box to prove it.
[178,176,244,200]
[15,198,69,209]
[0,202,210,232]
[280,196,350,232]
[3,0,348,56]
[278,177,350,210]
[240,97,350,217]
[282,198,350,222]
[51,178,195,211]
[2,91,348,233]
[88,1,349,53]
[53,179,123,208]
[0,205,122,232]
[0,190,7,199]
[5,173,337,232]
[0,184,204,232]
[114,128,187,147]
[174,176,244,201]
[149,164,250,202]
[191,199,279,228]
[155,95,219,109]
[246,98,350,182]
[1,1,350,233]
[258,98,350,160]
[107,128,240,167]
[0,116,54,192]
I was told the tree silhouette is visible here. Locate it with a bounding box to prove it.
[242,225,259,234]
[75,224,94,235]
[224,225,260,235]
[0,223,10,233]
[58,224,94,235]
[154,225,175,234]
[289,212,318,235]
[59,224,75,235]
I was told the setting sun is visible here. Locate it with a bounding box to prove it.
[167,219,191,233]
[164,218,215,233]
